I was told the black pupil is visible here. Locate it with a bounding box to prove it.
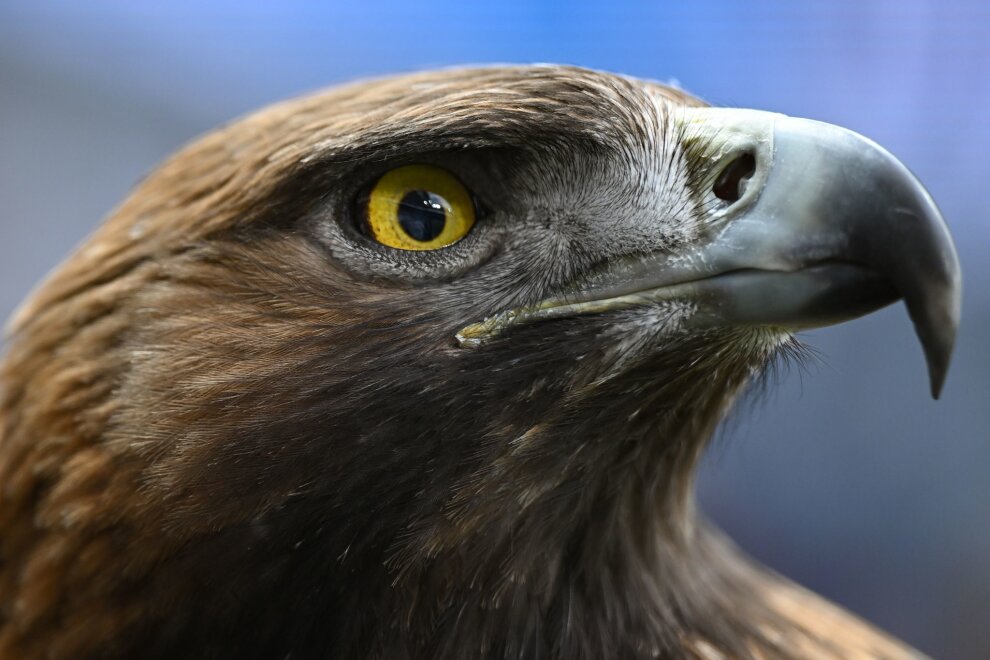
[398,190,447,242]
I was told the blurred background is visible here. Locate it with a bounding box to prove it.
[1,1,987,656]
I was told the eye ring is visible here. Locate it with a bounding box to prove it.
[362,164,476,251]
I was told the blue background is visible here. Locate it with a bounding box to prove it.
[1,2,987,657]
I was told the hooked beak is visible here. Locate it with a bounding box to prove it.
[457,108,962,399]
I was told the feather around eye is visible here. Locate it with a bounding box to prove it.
[363,164,476,251]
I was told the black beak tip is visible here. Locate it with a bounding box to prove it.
[924,333,955,400]
[913,295,960,400]
[929,360,948,400]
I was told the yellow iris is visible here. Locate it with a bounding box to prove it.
[365,164,476,250]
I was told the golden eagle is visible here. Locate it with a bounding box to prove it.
[0,66,960,658]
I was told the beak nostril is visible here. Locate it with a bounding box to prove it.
[713,152,757,204]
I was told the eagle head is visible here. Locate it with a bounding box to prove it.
[0,66,960,658]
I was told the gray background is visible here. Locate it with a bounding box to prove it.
[1,2,987,657]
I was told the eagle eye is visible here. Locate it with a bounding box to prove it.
[361,164,476,250]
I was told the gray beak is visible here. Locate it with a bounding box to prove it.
[667,109,962,397]
[457,109,961,398]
